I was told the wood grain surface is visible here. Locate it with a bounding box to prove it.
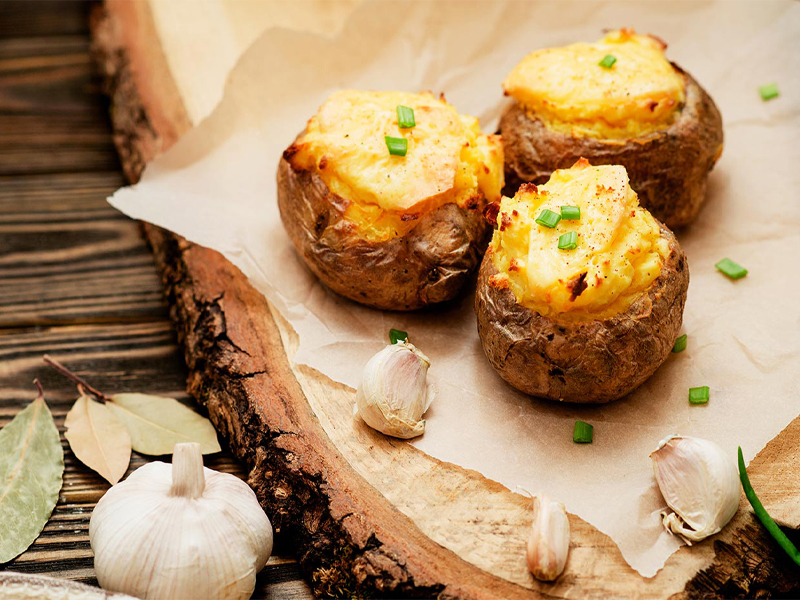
[89,1,800,599]
[0,3,312,598]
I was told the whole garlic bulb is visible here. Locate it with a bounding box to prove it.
[355,340,435,439]
[526,495,570,581]
[90,443,273,600]
[650,435,739,544]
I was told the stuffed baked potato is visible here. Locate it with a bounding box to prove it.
[500,29,723,228]
[278,90,503,310]
[476,159,689,403]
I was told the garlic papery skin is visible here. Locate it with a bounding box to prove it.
[89,443,273,600]
[526,495,570,581]
[355,340,435,439]
[650,435,739,544]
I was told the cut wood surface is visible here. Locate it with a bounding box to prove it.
[91,0,800,598]
[0,5,312,598]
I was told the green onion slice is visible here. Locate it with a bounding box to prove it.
[558,231,578,250]
[672,334,687,353]
[389,329,408,345]
[738,446,800,567]
[560,205,581,220]
[759,83,779,101]
[715,258,748,280]
[599,54,617,69]
[385,136,408,156]
[573,420,593,443]
[396,105,416,128]
[688,386,710,405]
[535,208,561,228]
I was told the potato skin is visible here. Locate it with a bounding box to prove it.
[475,224,689,403]
[500,67,723,228]
[277,157,490,311]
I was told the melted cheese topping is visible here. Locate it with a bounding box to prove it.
[288,90,503,241]
[503,29,685,139]
[490,160,669,321]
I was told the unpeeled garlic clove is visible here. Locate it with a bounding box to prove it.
[526,495,570,581]
[650,435,739,544]
[355,340,435,439]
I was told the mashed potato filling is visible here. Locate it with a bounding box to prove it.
[288,90,503,241]
[490,160,669,321]
[503,30,685,140]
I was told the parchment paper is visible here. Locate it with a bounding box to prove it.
[109,0,800,576]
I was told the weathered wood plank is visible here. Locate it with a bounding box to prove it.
[0,172,167,327]
[0,114,119,175]
[0,321,311,599]
[0,36,102,113]
[0,2,89,38]
[0,36,119,175]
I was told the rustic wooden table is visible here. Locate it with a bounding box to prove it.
[0,2,311,597]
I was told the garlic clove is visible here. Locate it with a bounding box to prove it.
[355,340,435,439]
[90,443,273,600]
[526,495,570,581]
[650,435,740,544]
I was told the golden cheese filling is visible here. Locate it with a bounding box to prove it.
[288,90,504,242]
[490,160,670,321]
[503,29,686,140]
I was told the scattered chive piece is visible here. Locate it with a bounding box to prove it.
[385,136,408,156]
[535,208,561,228]
[573,420,593,443]
[758,83,779,101]
[672,334,687,353]
[688,386,710,405]
[738,446,800,567]
[396,105,416,129]
[715,258,748,280]
[558,231,578,250]
[389,329,408,345]
[560,205,581,220]
[599,54,617,69]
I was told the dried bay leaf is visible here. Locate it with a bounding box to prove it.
[107,393,221,455]
[0,387,64,563]
[65,396,131,485]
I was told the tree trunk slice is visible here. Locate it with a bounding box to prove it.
[90,2,800,597]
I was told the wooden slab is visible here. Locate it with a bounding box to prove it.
[91,2,800,597]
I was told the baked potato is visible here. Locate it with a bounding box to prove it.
[500,29,723,228]
[277,90,503,311]
[475,159,689,403]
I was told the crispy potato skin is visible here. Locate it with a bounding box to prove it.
[277,157,490,311]
[475,224,689,403]
[500,67,723,228]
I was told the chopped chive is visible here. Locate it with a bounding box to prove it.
[689,386,710,405]
[573,420,593,443]
[599,54,617,69]
[758,83,779,101]
[396,105,416,128]
[715,258,748,280]
[558,231,578,250]
[385,136,408,156]
[738,447,800,567]
[560,205,581,220]
[672,334,687,353]
[389,328,408,345]
[535,208,561,228]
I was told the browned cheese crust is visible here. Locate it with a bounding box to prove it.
[475,224,689,403]
[277,156,490,311]
[500,67,723,228]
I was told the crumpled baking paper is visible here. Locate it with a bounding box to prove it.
[109,0,800,576]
